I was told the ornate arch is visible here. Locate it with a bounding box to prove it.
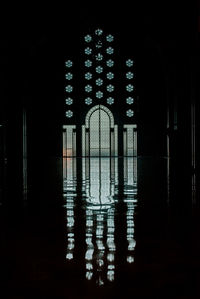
[85,105,114,128]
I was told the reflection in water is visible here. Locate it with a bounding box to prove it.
[63,157,137,285]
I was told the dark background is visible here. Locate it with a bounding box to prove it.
[0,1,199,204]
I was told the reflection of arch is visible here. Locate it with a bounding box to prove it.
[85,105,114,128]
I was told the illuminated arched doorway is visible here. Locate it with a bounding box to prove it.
[82,105,117,157]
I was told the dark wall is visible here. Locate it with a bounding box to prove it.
[0,2,199,205]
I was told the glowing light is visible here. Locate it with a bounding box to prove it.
[65,85,73,93]
[67,243,74,250]
[65,98,73,105]
[84,35,92,42]
[85,249,94,261]
[97,259,104,267]
[65,73,73,80]
[107,253,115,262]
[96,91,103,99]
[67,216,75,227]
[96,40,103,48]
[85,72,92,80]
[85,97,92,105]
[107,270,115,282]
[85,85,92,93]
[127,256,134,263]
[107,84,114,92]
[85,60,92,67]
[106,47,114,55]
[97,277,104,286]
[106,34,114,42]
[106,72,114,80]
[85,47,92,55]
[96,78,103,86]
[65,110,73,118]
[86,271,93,280]
[96,53,103,61]
[106,59,114,67]
[126,97,134,104]
[66,253,73,260]
[108,265,115,270]
[86,219,93,227]
[126,109,134,117]
[86,237,93,245]
[126,72,134,79]
[128,239,136,250]
[86,263,93,270]
[95,28,103,36]
[126,59,134,67]
[67,210,74,216]
[96,66,103,73]
[126,84,134,92]
[107,97,114,105]
[65,60,73,68]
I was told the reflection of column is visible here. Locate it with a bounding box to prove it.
[96,213,105,286]
[66,196,75,261]
[85,158,90,198]
[85,209,94,281]
[126,202,136,263]
[107,208,116,282]
[110,157,115,197]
